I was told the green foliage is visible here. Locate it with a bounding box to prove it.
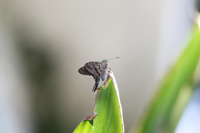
[74,74,124,133]
[133,25,200,133]
[74,120,94,133]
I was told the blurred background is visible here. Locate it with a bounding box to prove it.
[0,0,199,133]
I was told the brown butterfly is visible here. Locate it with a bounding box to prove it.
[78,57,119,92]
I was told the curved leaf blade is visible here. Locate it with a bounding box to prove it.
[133,24,200,133]
[74,71,124,133]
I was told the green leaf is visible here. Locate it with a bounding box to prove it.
[74,120,94,133]
[74,71,124,133]
[133,24,200,133]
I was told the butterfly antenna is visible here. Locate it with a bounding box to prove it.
[106,57,120,61]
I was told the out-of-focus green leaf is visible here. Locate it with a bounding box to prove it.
[133,24,200,133]
[74,72,124,133]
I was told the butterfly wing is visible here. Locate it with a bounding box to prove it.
[84,62,102,80]
[84,62,103,92]
[78,61,104,92]
[93,79,100,92]
[78,66,92,76]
